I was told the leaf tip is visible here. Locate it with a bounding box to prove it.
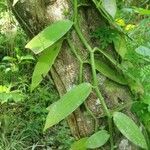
[43,126,47,132]
[30,84,35,93]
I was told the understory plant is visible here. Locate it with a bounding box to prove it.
[0,2,74,148]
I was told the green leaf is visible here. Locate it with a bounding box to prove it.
[102,0,117,18]
[113,112,147,149]
[133,7,150,15]
[0,85,9,93]
[44,83,92,131]
[31,42,62,91]
[95,59,127,85]
[135,46,150,57]
[10,91,25,102]
[126,76,144,95]
[70,138,88,150]
[86,130,110,149]
[97,48,118,66]
[0,93,12,104]
[2,56,17,62]
[0,91,25,104]
[25,20,73,54]
[20,55,35,61]
[70,130,110,150]
[113,34,127,58]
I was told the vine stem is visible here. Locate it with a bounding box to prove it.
[67,38,98,131]
[73,0,114,149]
[90,51,114,150]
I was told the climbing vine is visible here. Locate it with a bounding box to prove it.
[25,0,149,149]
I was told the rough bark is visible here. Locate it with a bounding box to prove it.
[8,0,138,149]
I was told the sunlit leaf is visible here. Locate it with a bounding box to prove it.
[102,0,117,18]
[0,85,9,93]
[113,34,127,58]
[2,56,17,62]
[125,24,135,31]
[13,0,19,6]
[135,46,150,57]
[25,20,73,54]
[20,55,35,61]
[70,138,88,150]
[113,112,147,149]
[44,83,92,131]
[86,130,110,149]
[31,42,62,91]
[95,59,127,85]
[115,18,126,27]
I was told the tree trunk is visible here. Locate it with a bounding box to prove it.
[8,0,138,149]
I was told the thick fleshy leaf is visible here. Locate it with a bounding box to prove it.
[25,20,73,54]
[31,42,62,91]
[86,130,110,149]
[113,112,147,149]
[44,83,92,131]
[102,0,117,18]
[113,34,127,58]
[70,138,88,150]
[135,46,150,57]
[95,59,127,85]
